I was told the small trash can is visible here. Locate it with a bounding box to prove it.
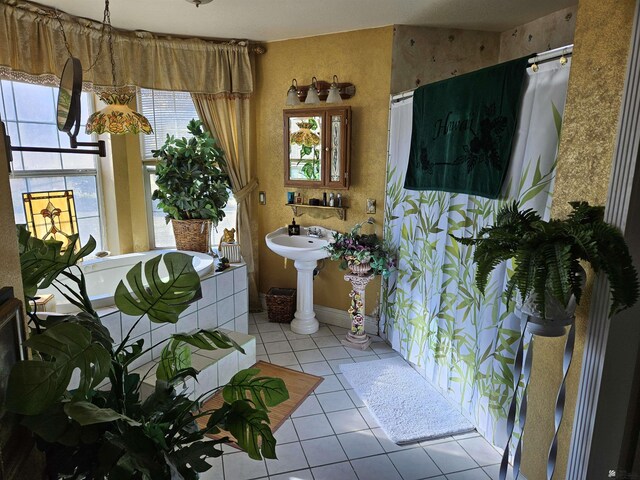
[266,287,296,323]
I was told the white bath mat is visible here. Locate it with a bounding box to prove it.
[340,357,475,444]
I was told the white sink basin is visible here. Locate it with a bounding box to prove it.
[265,227,332,262]
[265,226,334,334]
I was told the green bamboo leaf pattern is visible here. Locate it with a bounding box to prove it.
[382,92,569,450]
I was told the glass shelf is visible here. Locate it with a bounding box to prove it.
[286,204,347,221]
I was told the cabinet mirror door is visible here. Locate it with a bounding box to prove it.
[286,113,323,184]
[284,106,351,189]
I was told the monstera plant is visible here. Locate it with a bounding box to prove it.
[6,226,288,479]
[453,201,639,335]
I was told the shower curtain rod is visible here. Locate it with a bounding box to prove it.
[391,44,574,103]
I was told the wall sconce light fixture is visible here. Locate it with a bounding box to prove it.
[285,76,356,105]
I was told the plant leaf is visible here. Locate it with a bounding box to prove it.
[171,329,245,354]
[64,401,141,426]
[225,400,277,460]
[223,368,289,411]
[6,323,111,415]
[115,252,200,324]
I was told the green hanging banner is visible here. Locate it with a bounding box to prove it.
[404,57,530,198]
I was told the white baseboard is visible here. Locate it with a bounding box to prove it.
[259,293,379,335]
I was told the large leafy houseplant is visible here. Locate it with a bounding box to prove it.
[453,201,639,327]
[152,119,231,252]
[6,226,288,479]
[325,219,395,278]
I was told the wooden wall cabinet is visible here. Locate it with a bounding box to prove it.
[284,106,351,189]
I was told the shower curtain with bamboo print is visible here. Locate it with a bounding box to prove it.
[382,60,571,448]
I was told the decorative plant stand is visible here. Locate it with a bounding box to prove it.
[342,272,375,350]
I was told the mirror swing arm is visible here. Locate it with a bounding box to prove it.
[7,57,106,159]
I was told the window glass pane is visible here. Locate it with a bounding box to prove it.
[9,178,27,224]
[19,123,62,170]
[26,175,66,192]
[5,121,23,170]
[139,89,199,160]
[60,129,96,169]
[0,80,17,121]
[66,176,99,218]
[78,216,103,252]
[13,82,56,123]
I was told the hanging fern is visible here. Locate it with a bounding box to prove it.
[452,201,639,319]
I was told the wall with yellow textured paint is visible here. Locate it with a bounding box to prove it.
[255,27,393,314]
[522,1,636,479]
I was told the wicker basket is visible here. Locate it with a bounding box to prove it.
[266,288,296,323]
[172,219,212,253]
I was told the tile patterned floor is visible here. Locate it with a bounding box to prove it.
[201,312,506,480]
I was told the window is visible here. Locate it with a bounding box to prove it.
[0,80,104,252]
[139,88,237,249]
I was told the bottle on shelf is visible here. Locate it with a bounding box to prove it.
[329,192,335,207]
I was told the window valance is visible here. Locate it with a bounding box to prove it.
[0,0,254,95]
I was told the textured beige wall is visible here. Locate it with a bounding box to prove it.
[522,0,636,479]
[499,5,578,62]
[391,25,500,94]
[255,27,393,313]
[0,125,23,303]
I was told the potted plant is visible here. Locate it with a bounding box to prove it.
[6,226,288,479]
[152,119,231,253]
[453,201,639,336]
[325,219,395,278]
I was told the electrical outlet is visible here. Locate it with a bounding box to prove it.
[366,198,376,214]
[258,191,266,205]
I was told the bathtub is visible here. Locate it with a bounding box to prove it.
[40,249,214,314]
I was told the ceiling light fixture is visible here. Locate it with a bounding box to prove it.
[285,76,356,105]
[85,0,153,135]
[185,0,214,6]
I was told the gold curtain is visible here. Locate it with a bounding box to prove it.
[192,93,260,311]
[0,0,253,94]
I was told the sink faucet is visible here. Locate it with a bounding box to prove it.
[307,227,324,238]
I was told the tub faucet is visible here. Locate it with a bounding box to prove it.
[307,227,324,238]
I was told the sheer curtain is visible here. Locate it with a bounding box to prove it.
[192,93,260,311]
[382,60,572,448]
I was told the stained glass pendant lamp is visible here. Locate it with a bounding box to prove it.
[85,0,153,135]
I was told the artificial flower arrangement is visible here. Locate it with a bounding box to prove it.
[325,219,395,278]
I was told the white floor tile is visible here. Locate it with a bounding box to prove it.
[314,374,344,394]
[424,441,478,474]
[265,442,309,476]
[457,437,502,467]
[300,361,333,376]
[353,355,381,362]
[482,463,515,480]
[256,354,269,363]
[370,342,394,353]
[337,429,384,459]
[289,338,317,351]
[300,435,348,467]
[420,437,455,447]
[295,349,325,364]
[222,452,267,480]
[313,336,341,348]
[328,325,349,335]
[327,358,355,374]
[257,322,283,333]
[200,455,224,480]
[345,389,365,407]
[267,469,313,480]
[256,344,266,355]
[317,390,355,413]
[292,413,335,440]
[284,330,311,340]
[351,454,402,480]
[358,407,380,428]
[320,346,351,360]
[445,468,491,480]
[309,326,335,337]
[371,428,421,453]
[291,395,323,418]
[335,373,354,389]
[311,461,358,480]
[273,419,298,444]
[268,352,299,367]
[388,447,442,480]
[261,330,288,343]
[264,341,293,355]
[378,352,402,359]
[326,408,368,434]
[347,346,377,357]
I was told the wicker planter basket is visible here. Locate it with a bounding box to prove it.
[266,288,296,323]
[172,219,212,253]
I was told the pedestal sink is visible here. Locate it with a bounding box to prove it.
[265,226,333,334]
